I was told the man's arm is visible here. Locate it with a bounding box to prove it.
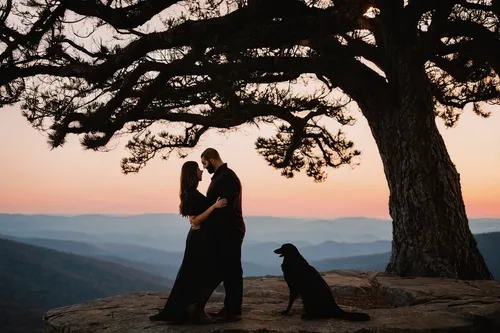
[217,174,239,212]
[220,174,240,205]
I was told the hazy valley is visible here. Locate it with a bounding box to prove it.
[1,213,500,332]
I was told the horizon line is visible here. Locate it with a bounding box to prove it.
[1,212,500,220]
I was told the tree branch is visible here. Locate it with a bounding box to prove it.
[438,20,500,75]
[64,0,182,29]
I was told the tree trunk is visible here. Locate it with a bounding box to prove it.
[365,54,492,280]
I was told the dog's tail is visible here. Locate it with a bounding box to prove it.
[337,310,371,321]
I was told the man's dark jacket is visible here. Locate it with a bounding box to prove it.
[205,163,245,238]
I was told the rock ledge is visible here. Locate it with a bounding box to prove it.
[44,270,500,333]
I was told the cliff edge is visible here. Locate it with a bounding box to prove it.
[43,270,500,333]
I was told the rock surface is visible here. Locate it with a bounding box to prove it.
[44,270,500,333]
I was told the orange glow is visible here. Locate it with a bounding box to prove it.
[1,104,499,218]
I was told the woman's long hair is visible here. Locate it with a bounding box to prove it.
[179,161,199,215]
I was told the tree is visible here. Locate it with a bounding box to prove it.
[1,0,498,279]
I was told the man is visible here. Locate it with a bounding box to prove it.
[200,148,246,322]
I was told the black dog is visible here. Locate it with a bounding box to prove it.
[274,243,371,321]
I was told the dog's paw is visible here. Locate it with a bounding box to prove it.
[280,310,291,316]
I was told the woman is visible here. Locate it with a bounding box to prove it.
[150,161,225,324]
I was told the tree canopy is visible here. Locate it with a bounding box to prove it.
[1,0,499,179]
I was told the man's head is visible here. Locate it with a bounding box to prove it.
[200,148,223,174]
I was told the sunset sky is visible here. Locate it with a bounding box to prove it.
[1,103,499,218]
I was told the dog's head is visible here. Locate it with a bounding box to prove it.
[274,243,300,258]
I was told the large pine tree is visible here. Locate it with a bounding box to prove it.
[1,0,498,279]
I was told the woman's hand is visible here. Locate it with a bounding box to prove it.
[213,197,227,209]
[188,197,226,229]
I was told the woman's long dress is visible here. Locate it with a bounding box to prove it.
[158,189,220,323]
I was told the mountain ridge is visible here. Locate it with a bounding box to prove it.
[0,237,173,333]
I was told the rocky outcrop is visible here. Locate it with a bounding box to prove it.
[43,270,500,333]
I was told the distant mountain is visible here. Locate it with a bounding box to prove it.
[2,214,499,251]
[92,254,179,279]
[3,235,110,255]
[93,241,184,266]
[1,235,277,278]
[0,235,182,276]
[309,232,500,281]
[5,235,392,272]
[0,238,171,333]
[475,232,500,280]
[299,239,391,260]
[1,216,499,332]
[6,231,499,279]
[311,252,390,272]
[242,261,281,277]
[0,213,190,250]
[241,240,392,267]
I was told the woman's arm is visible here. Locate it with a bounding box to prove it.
[189,197,226,227]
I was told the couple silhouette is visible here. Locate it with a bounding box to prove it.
[150,148,246,324]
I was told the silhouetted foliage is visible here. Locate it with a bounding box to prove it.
[1,0,499,279]
[1,0,498,176]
